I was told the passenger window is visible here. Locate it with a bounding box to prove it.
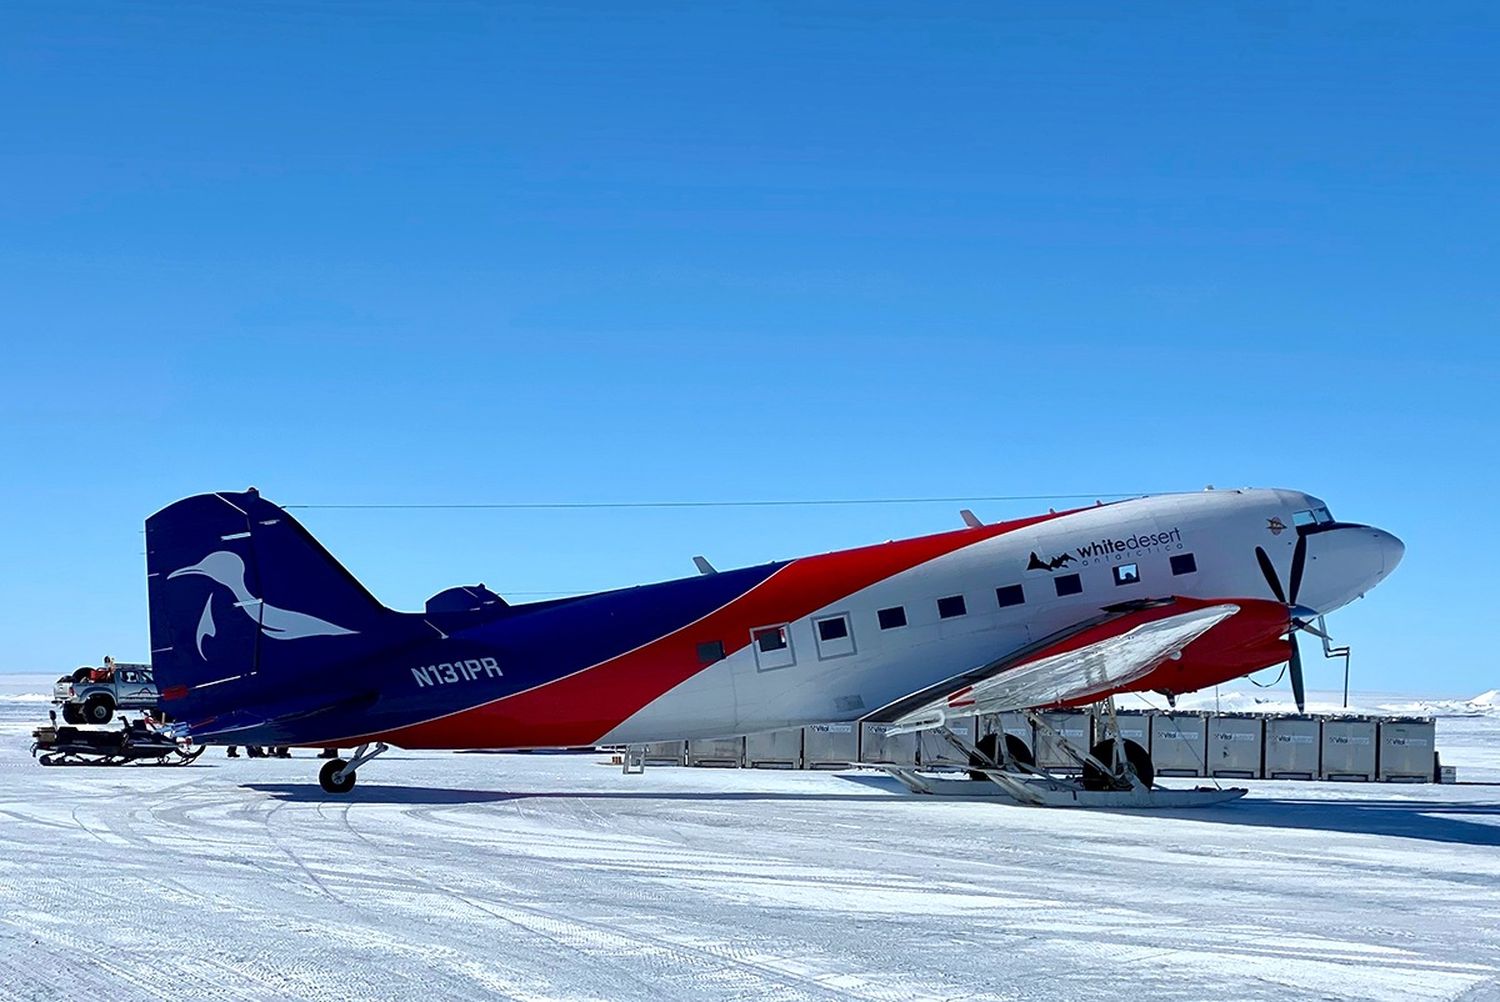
[1054,574,1083,597]
[877,606,907,630]
[1171,552,1197,576]
[1112,563,1140,586]
[696,640,725,665]
[995,584,1025,608]
[814,614,856,659]
[751,625,795,671]
[937,595,967,619]
[755,626,788,652]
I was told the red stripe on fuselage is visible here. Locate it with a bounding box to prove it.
[368,509,1078,749]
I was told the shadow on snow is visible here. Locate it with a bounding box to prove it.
[1148,796,1500,847]
[244,776,1500,847]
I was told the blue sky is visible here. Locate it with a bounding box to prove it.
[1,3,1495,694]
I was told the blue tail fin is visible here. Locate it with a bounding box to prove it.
[145,489,422,723]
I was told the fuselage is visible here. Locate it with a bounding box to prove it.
[264,487,1400,751]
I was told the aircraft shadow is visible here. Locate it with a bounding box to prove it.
[244,778,912,807]
[1149,796,1500,848]
[245,778,1500,846]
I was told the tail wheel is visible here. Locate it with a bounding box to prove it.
[83,695,114,725]
[319,759,356,795]
[968,732,1035,780]
[1081,738,1154,791]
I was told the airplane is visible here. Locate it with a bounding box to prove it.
[143,487,1402,796]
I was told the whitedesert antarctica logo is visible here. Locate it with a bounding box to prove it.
[1029,526,1185,571]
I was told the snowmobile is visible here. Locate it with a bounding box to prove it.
[31,718,205,767]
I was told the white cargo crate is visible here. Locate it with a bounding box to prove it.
[917,716,975,770]
[976,711,1034,751]
[1378,718,1435,782]
[802,722,858,769]
[1321,718,1377,781]
[687,736,744,768]
[1105,710,1152,748]
[744,728,803,769]
[1033,711,1093,773]
[1207,714,1264,778]
[859,722,918,766]
[1264,717,1321,778]
[1150,713,1207,776]
[642,740,686,766]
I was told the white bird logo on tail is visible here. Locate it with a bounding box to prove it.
[169,550,358,660]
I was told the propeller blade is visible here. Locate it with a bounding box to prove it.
[1288,633,1306,714]
[1288,533,1308,606]
[1255,546,1287,604]
[1293,617,1331,642]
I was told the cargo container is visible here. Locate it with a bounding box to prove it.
[976,712,1034,750]
[1264,716,1321,779]
[686,736,744,768]
[859,721,918,766]
[1032,711,1093,773]
[1320,718,1377,781]
[802,722,858,769]
[917,716,975,770]
[744,728,803,769]
[1206,714,1263,778]
[1150,712,1207,776]
[1376,718,1435,782]
[1103,709,1152,749]
[641,740,687,766]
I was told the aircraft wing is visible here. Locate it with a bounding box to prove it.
[875,598,1241,735]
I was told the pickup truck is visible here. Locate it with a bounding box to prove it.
[53,661,158,724]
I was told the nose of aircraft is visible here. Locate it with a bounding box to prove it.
[1373,527,1405,577]
[1294,523,1404,615]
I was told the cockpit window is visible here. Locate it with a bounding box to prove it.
[1293,506,1335,527]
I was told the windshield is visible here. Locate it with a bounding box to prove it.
[1293,506,1335,527]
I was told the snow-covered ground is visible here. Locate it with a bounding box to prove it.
[2,674,1499,1001]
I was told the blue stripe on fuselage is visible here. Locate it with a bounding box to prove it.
[216,560,788,745]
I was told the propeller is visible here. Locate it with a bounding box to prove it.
[1287,630,1306,715]
[1255,534,1311,713]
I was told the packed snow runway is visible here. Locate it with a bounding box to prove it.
[3,681,1499,1001]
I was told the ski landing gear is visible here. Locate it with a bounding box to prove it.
[1080,738,1154,792]
[875,699,1245,809]
[1077,697,1154,792]
[318,741,388,795]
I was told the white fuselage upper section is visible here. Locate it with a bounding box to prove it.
[599,488,1402,744]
